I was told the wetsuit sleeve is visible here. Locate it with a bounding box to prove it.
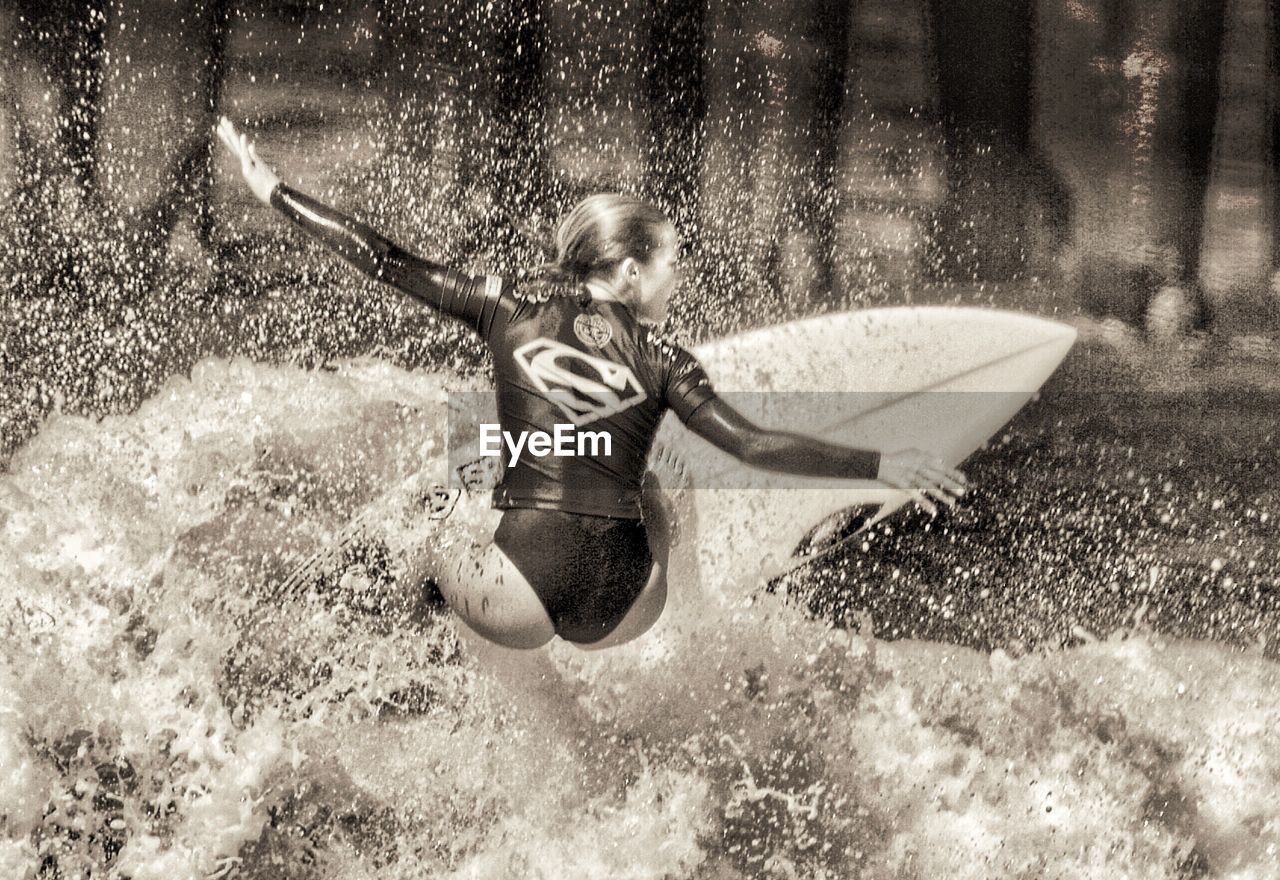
[685,396,881,480]
[269,183,504,337]
[662,344,718,424]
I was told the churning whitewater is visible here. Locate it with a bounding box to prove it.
[1,355,1277,879]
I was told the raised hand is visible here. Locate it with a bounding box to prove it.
[876,448,968,517]
[215,116,280,205]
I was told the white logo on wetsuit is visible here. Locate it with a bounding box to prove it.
[573,312,613,348]
[513,338,645,426]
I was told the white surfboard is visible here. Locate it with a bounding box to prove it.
[651,306,1077,601]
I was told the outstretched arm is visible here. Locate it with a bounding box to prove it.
[215,117,500,335]
[685,396,966,515]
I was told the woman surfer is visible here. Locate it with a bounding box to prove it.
[216,117,966,651]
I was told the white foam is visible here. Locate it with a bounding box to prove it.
[1,356,1276,878]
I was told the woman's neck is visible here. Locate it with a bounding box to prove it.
[583,279,622,303]
[581,278,651,323]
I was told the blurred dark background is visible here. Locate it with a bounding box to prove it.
[1,0,1278,458]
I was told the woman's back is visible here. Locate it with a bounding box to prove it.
[481,285,714,518]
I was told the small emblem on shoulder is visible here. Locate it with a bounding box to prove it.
[574,312,613,348]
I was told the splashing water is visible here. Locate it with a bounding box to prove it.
[2,354,1277,879]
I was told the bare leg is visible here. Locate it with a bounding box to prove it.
[434,541,556,649]
[405,494,555,650]
[408,449,694,653]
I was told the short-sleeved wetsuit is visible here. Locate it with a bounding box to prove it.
[271,185,715,641]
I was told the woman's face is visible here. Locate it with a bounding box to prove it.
[632,223,680,325]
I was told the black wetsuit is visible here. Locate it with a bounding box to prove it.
[270,184,880,642]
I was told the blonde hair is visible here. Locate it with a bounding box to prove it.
[534,193,671,306]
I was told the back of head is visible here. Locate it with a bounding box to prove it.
[531,193,670,306]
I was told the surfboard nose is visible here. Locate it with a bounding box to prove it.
[1009,311,1078,353]
[855,306,1079,393]
[979,309,1078,391]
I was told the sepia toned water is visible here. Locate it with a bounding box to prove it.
[2,349,1277,879]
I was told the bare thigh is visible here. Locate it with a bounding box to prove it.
[408,494,555,650]
[433,540,556,650]
[414,470,685,652]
